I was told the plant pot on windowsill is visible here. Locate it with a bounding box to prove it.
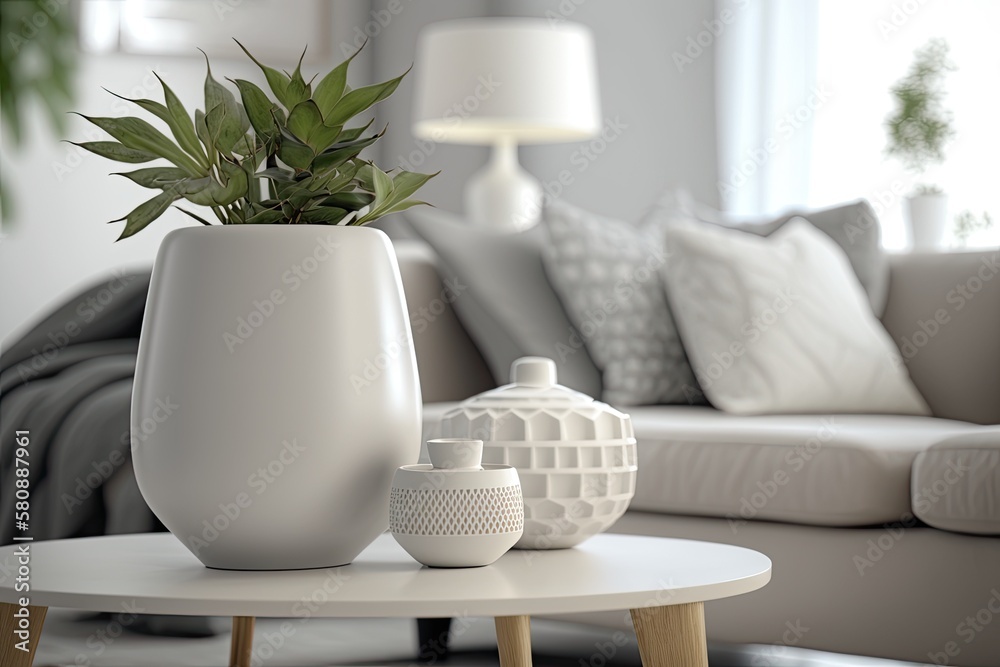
[76,42,436,570]
[905,190,948,252]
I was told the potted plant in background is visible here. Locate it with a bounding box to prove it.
[76,42,435,570]
[884,38,955,251]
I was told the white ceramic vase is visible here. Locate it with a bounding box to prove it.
[440,357,637,549]
[390,439,523,567]
[131,225,422,570]
[906,193,949,251]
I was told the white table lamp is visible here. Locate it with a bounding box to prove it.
[413,19,601,231]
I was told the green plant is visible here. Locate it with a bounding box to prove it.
[952,209,995,244]
[75,41,435,240]
[884,38,955,178]
[0,0,76,220]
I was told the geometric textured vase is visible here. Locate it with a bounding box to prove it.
[441,357,637,549]
[131,225,421,570]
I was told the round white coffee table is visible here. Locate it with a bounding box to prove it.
[0,533,769,667]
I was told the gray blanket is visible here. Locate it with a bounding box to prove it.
[1,271,159,544]
[0,271,221,636]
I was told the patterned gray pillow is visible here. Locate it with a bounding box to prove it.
[541,201,700,406]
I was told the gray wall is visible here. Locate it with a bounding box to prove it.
[0,0,719,342]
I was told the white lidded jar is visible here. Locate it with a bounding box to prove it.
[440,357,637,549]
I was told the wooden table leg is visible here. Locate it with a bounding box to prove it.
[229,616,255,667]
[495,615,532,667]
[0,601,47,667]
[630,603,708,667]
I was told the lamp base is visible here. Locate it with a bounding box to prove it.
[465,139,542,232]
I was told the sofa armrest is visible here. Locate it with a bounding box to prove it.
[880,249,1000,424]
[394,240,494,403]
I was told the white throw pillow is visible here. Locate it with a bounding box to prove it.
[661,217,930,415]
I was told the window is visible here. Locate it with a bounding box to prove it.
[808,0,1000,249]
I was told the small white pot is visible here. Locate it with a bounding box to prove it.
[390,439,523,567]
[906,193,949,251]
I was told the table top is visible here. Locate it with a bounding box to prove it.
[0,533,770,618]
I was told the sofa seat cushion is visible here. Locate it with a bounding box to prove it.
[625,406,977,527]
[912,432,1000,535]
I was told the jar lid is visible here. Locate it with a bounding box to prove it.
[441,357,634,442]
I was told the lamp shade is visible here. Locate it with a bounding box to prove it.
[413,19,601,144]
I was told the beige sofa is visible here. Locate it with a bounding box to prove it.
[395,240,1000,666]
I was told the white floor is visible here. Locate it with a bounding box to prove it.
[30,609,930,667]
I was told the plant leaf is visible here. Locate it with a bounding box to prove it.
[371,164,393,204]
[245,208,286,224]
[286,100,324,145]
[173,206,215,226]
[277,135,314,171]
[314,41,363,119]
[194,109,212,155]
[320,192,374,210]
[300,206,348,224]
[154,73,208,166]
[114,166,189,189]
[71,141,160,163]
[325,66,410,127]
[233,78,278,140]
[77,114,203,174]
[235,39,292,108]
[205,104,243,154]
[337,119,375,142]
[356,199,429,225]
[255,167,296,182]
[311,131,382,172]
[284,47,310,108]
[111,190,179,240]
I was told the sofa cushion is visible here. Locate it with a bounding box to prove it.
[912,432,1000,535]
[407,208,603,396]
[424,403,980,528]
[542,200,699,406]
[624,406,976,527]
[647,190,890,315]
[660,218,930,415]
